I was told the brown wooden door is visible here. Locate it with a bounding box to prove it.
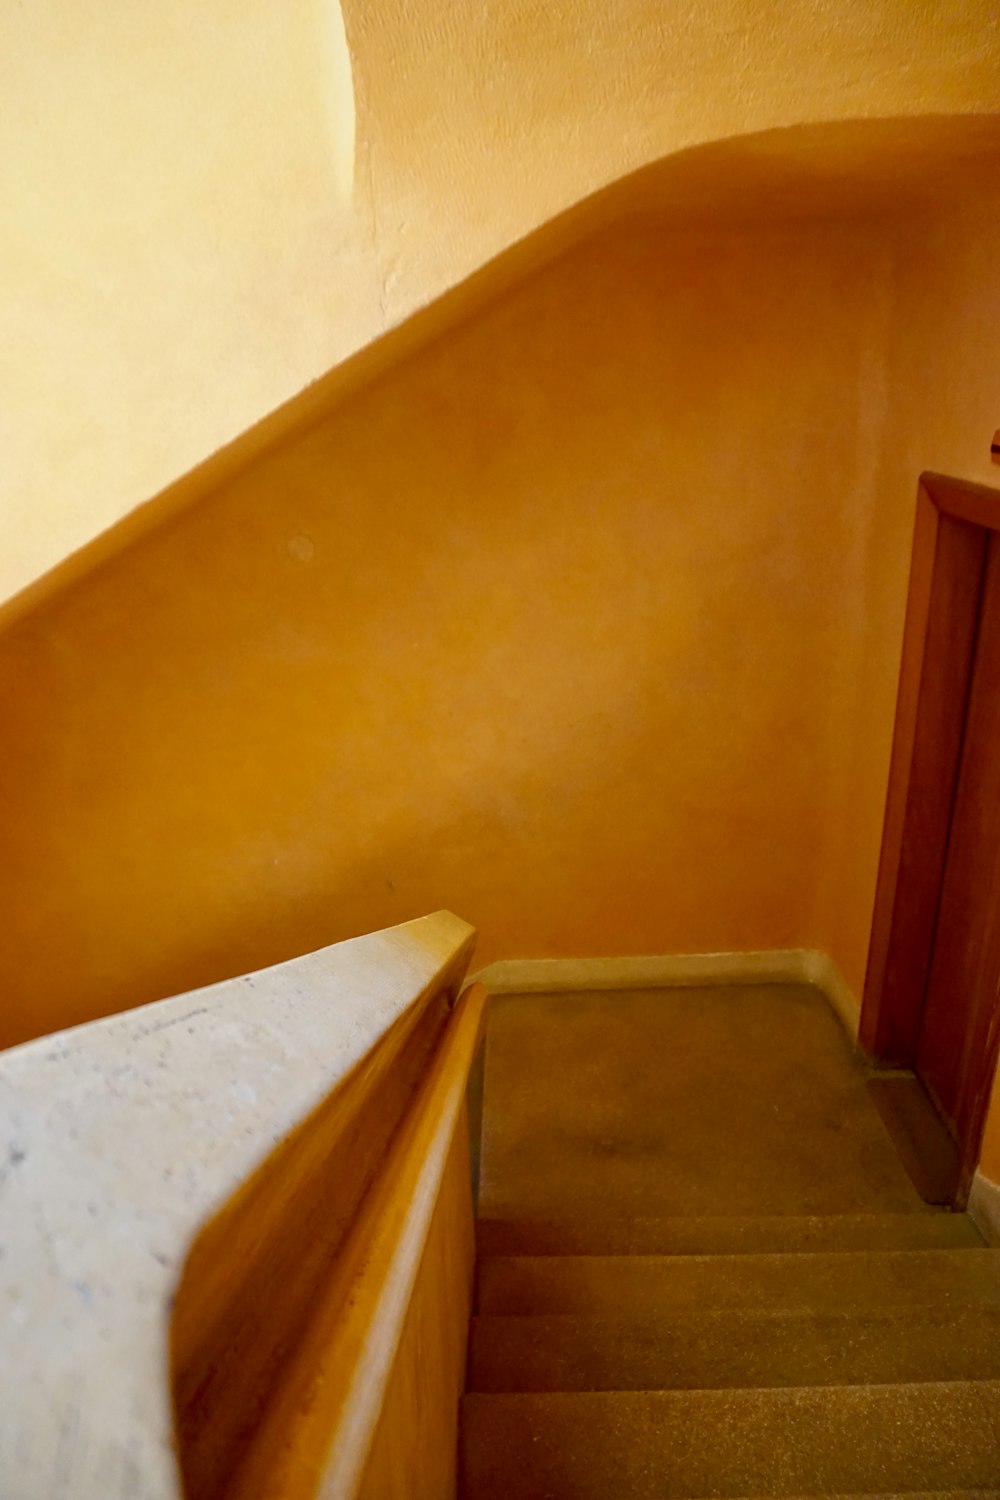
[916,534,1000,1149]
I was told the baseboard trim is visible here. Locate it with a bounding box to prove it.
[470,948,861,1041]
[800,949,863,1042]
[969,1169,1000,1245]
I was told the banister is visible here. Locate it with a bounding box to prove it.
[0,911,476,1500]
[220,980,488,1499]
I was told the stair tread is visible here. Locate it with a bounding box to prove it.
[459,1382,1000,1497]
[468,1304,1000,1391]
[476,1248,1000,1315]
[476,1212,985,1256]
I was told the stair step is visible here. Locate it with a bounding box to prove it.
[476,1212,984,1257]
[468,1305,1000,1391]
[476,1249,1000,1316]
[459,1383,1000,1497]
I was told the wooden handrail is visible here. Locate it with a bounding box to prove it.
[224,982,488,1499]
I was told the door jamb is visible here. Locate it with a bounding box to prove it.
[861,471,1000,1203]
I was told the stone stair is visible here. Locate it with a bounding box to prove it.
[461,1385,1000,1496]
[459,986,1000,1496]
[461,1215,1000,1495]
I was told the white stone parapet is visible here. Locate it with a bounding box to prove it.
[0,910,475,1500]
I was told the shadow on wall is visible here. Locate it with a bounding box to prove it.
[1,115,1000,1050]
[5,112,998,637]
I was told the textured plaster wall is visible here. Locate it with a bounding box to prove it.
[2,0,999,608]
[808,209,1000,1180]
[815,209,1000,1000]
[0,0,370,607]
[349,0,1000,325]
[0,219,891,1048]
[984,1070,1000,1183]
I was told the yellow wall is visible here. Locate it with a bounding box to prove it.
[0,0,370,607]
[2,0,999,609]
[0,217,893,1047]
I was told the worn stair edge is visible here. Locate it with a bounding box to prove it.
[467,1305,1000,1392]
[475,1212,984,1257]
[459,1383,1000,1498]
[476,1248,1000,1316]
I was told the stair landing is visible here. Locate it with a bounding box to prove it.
[478,983,927,1222]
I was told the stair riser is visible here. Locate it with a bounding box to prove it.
[459,1384,1000,1498]
[468,1309,1000,1392]
[476,1249,1000,1316]
[476,1213,984,1257]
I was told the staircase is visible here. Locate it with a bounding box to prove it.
[459,982,1000,1496]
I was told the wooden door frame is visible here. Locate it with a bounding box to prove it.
[861,471,1000,1202]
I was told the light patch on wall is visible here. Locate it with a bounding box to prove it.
[319,0,356,199]
[0,0,367,613]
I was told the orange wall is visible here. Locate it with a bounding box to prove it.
[815,210,1000,998]
[0,219,890,1047]
[810,208,1000,1180]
